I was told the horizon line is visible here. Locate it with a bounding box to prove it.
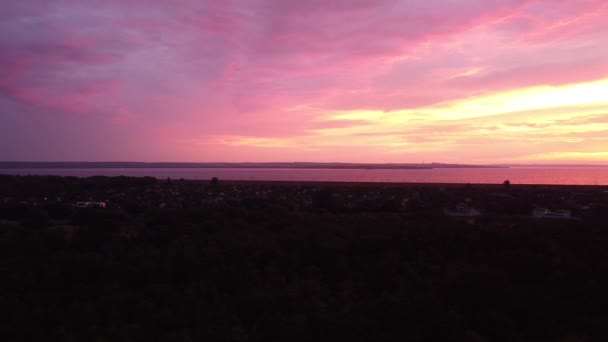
[1,161,608,166]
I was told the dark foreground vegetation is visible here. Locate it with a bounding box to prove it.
[1,175,608,341]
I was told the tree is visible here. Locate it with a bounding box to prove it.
[211,177,219,187]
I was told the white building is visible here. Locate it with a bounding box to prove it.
[76,201,107,208]
[532,208,571,219]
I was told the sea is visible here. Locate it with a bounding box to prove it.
[1,167,607,185]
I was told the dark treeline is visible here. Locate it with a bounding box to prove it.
[1,175,608,341]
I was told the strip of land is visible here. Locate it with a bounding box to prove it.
[0,161,506,169]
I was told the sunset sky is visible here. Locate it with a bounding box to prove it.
[1,0,607,164]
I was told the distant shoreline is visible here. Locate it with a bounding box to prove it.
[0,162,507,170]
[0,174,605,189]
[175,179,608,189]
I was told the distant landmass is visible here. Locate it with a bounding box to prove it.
[0,162,506,170]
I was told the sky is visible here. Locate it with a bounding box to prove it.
[1,0,608,164]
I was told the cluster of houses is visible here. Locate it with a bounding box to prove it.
[74,194,575,219]
[2,177,603,223]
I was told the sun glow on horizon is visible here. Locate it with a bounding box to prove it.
[212,78,608,164]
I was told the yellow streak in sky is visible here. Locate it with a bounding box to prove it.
[435,78,608,120]
[324,78,608,125]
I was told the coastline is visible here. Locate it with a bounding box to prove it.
[0,161,506,170]
[2,174,606,190]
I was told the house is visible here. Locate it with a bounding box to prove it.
[76,201,107,208]
[444,205,481,217]
[532,208,571,219]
